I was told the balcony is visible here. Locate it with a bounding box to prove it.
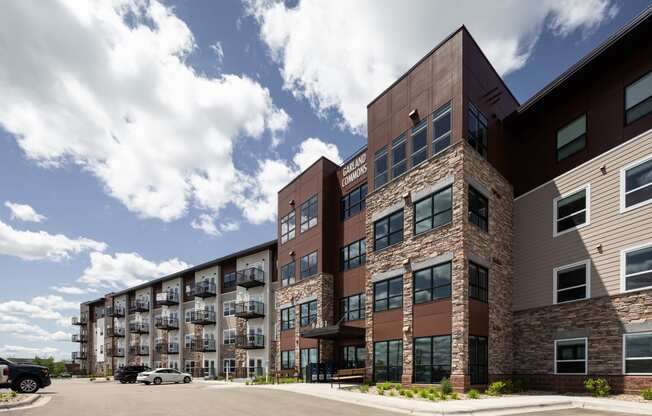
[109,326,126,337]
[110,347,125,357]
[71,351,86,361]
[155,291,179,306]
[71,316,87,326]
[190,310,216,325]
[188,282,217,298]
[128,300,149,314]
[236,267,265,288]
[236,334,265,349]
[154,316,179,330]
[129,345,149,356]
[128,321,149,334]
[234,301,265,319]
[106,306,126,317]
[192,337,216,352]
[72,334,87,343]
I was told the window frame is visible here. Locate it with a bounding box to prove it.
[413,335,452,384]
[411,120,428,168]
[280,306,295,331]
[341,345,366,369]
[620,241,652,293]
[281,261,296,287]
[413,185,453,236]
[223,328,236,345]
[300,300,317,327]
[341,183,368,220]
[373,209,404,251]
[280,210,296,244]
[222,300,236,317]
[374,147,389,189]
[554,337,588,375]
[619,154,652,213]
[469,261,489,303]
[340,239,366,271]
[340,293,365,321]
[432,102,452,155]
[413,261,452,305]
[622,332,652,375]
[552,184,591,237]
[468,185,489,232]
[373,339,403,383]
[300,251,318,279]
[281,350,295,370]
[467,102,488,158]
[391,134,407,179]
[300,195,318,232]
[624,70,652,125]
[373,276,403,312]
[223,272,236,289]
[553,259,590,305]
[556,114,587,162]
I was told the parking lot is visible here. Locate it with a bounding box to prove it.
[2,379,641,416]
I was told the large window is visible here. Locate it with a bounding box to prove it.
[621,156,652,212]
[281,350,295,370]
[223,329,236,345]
[414,262,452,304]
[414,335,451,384]
[556,114,587,161]
[468,102,488,158]
[468,186,488,232]
[341,183,368,220]
[374,276,403,312]
[414,186,452,235]
[340,239,366,271]
[469,336,488,385]
[374,148,388,188]
[280,210,296,243]
[281,261,295,287]
[300,348,318,377]
[373,340,402,382]
[223,272,236,289]
[223,301,235,317]
[341,346,366,369]
[623,332,652,375]
[300,251,318,278]
[281,306,295,331]
[300,196,318,232]
[554,186,589,236]
[555,338,587,374]
[223,358,235,374]
[433,103,452,154]
[340,294,365,321]
[373,210,404,250]
[621,243,652,292]
[411,120,428,167]
[300,300,317,327]
[469,262,488,303]
[391,135,407,178]
[554,260,589,304]
[625,71,652,124]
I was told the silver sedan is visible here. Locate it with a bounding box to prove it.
[136,368,192,385]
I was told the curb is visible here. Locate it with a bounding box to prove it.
[0,394,40,410]
[574,398,652,415]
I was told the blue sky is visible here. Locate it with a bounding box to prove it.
[0,0,650,359]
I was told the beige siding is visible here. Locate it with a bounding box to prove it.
[513,129,652,311]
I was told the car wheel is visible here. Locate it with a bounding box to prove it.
[17,377,40,394]
[119,380,127,384]
[153,377,162,385]
[183,376,191,384]
[143,382,150,385]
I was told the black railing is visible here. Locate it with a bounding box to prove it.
[128,301,150,313]
[236,267,265,288]
[71,316,87,325]
[71,334,87,343]
[106,306,126,317]
[154,316,179,330]
[110,326,126,337]
[188,282,217,298]
[155,342,179,354]
[128,321,149,334]
[190,310,216,325]
[192,338,216,352]
[110,347,125,357]
[128,345,149,356]
[235,334,265,349]
[234,301,265,319]
[155,291,179,306]
[71,351,86,361]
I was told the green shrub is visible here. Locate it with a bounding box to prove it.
[418,389,429,398]
[440,377,453,395]
[584,378,611,398]
[485,381,508,396]
[405,390,414,398]
[641,388,652,400]
[389,390,397,396]
[399,389,406,396]
[467,389,480,399]
[511,377,528,392]
[377,387,385,396]
[359,384,370,393]
[428,393,438,401]
[450,392,460,400]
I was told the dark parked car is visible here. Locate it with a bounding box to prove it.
[0,357,51,393]
[114,365,150,384]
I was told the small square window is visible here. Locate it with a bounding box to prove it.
[620,156,652,212]
[556,114,586,161]
[468,186,488,232]
[623,332,652,375]
[391,135,407,178]
[625,71,652,124]
[555,338,587,375]
[554,260,589,304]
[621,243,652,293]
[553,186,590,236]
[374,148,388,189]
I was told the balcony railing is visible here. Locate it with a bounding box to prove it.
[155,291,179,306]
[106,306,126,317]
[234,301,265,319]
[71,351,86,361]
[236,267,265,288]
[109,347,125,357]
[154,316,179,330]
[128,321,149,334]
[71,315,87,326]
[192,338,216,352]
[188,282,217,298]
[128,345,149,356]
[128,300,150,314]
[235,334,265,349]
[72,334,87,343]
[154,342,179,354]
[190,310,216,325]
[109,326,125,337]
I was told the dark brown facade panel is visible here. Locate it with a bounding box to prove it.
[412,300,452,337]
[468,299,489,337]
[279,331,294,351]
[372,309,403,341]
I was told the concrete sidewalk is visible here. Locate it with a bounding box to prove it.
[252,383,652,416]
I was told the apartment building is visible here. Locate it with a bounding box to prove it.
[74,7,652,393]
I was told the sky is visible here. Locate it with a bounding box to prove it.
[0,0,650,360]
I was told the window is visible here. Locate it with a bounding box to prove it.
[300,251,317,278]
[281,261,296,287]
[432,103,452,154]
[280,210,296,243]
[223,358,235,374]
[556,114,586,161]
[468,102,488,158]
[623,332,652,375]
[374,148,388,188]
[281,350,295,370]
[414,262,452,304]
[621,243,652,292]
[391,135,407,178]
[469,262,488,303]
[625,71,652,124]
[340,239,366,271]
[620,156,652,212]
[281,307,295,331]
[300,300,317,327]
[341,183,368,220]
[469,336,488,385]
[300,196,318,232]
[184,334,193,348]
[374,276,403,312]
[223,272,236,289]
[414,186,452,235]
[468,186,488,231]
[185,310,192,323]
[340,294,365,321]
[554,186,589,236]
[373,210,403,250]
[223,301,235,317]
[223,329,236,345]
[554,260,589,304]
[555,338,587,374]
[414,335,451,383]
[341,346,366,369]
[300,348,318,377]
[411,120,427,167]
[373,340,402,382]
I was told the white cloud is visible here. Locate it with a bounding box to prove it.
[0,219,106,261]
[220,221,240,232]
[190,214,241,236]
[0,321,71,342]
[0,295,78,323]
[247,0,619,132]
[78,251,190,289]
[0,0,289,224]
[0,345,63,359]
[4,201,47,223]
[51,286,97,295]
[210,41,225,64]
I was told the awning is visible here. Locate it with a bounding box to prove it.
[300,324,365,340]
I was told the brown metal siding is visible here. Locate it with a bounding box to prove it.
[373,309,402,341]
[413,300,452,337]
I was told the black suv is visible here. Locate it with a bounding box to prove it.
[114,365,150,384]
[0,357,51,393]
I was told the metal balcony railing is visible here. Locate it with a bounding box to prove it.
[112,347,125,357]
[155,291,179,306]
[190,310,216,325]
[71,351,86,361]
[234,301,265,319]
[128,300,150,313]
[154,316,179,330]
[188,282,217,298]
[71,334,87,343]
[129,345,149,356]
[106,306,126,317]
[71,315,87,326]
[192,338,216,352]
[235,334,265,349]
[110,326,125,337]
[128,321,149,334]
[236,267,265,288]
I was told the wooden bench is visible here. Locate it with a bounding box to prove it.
[330,368,365,388]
